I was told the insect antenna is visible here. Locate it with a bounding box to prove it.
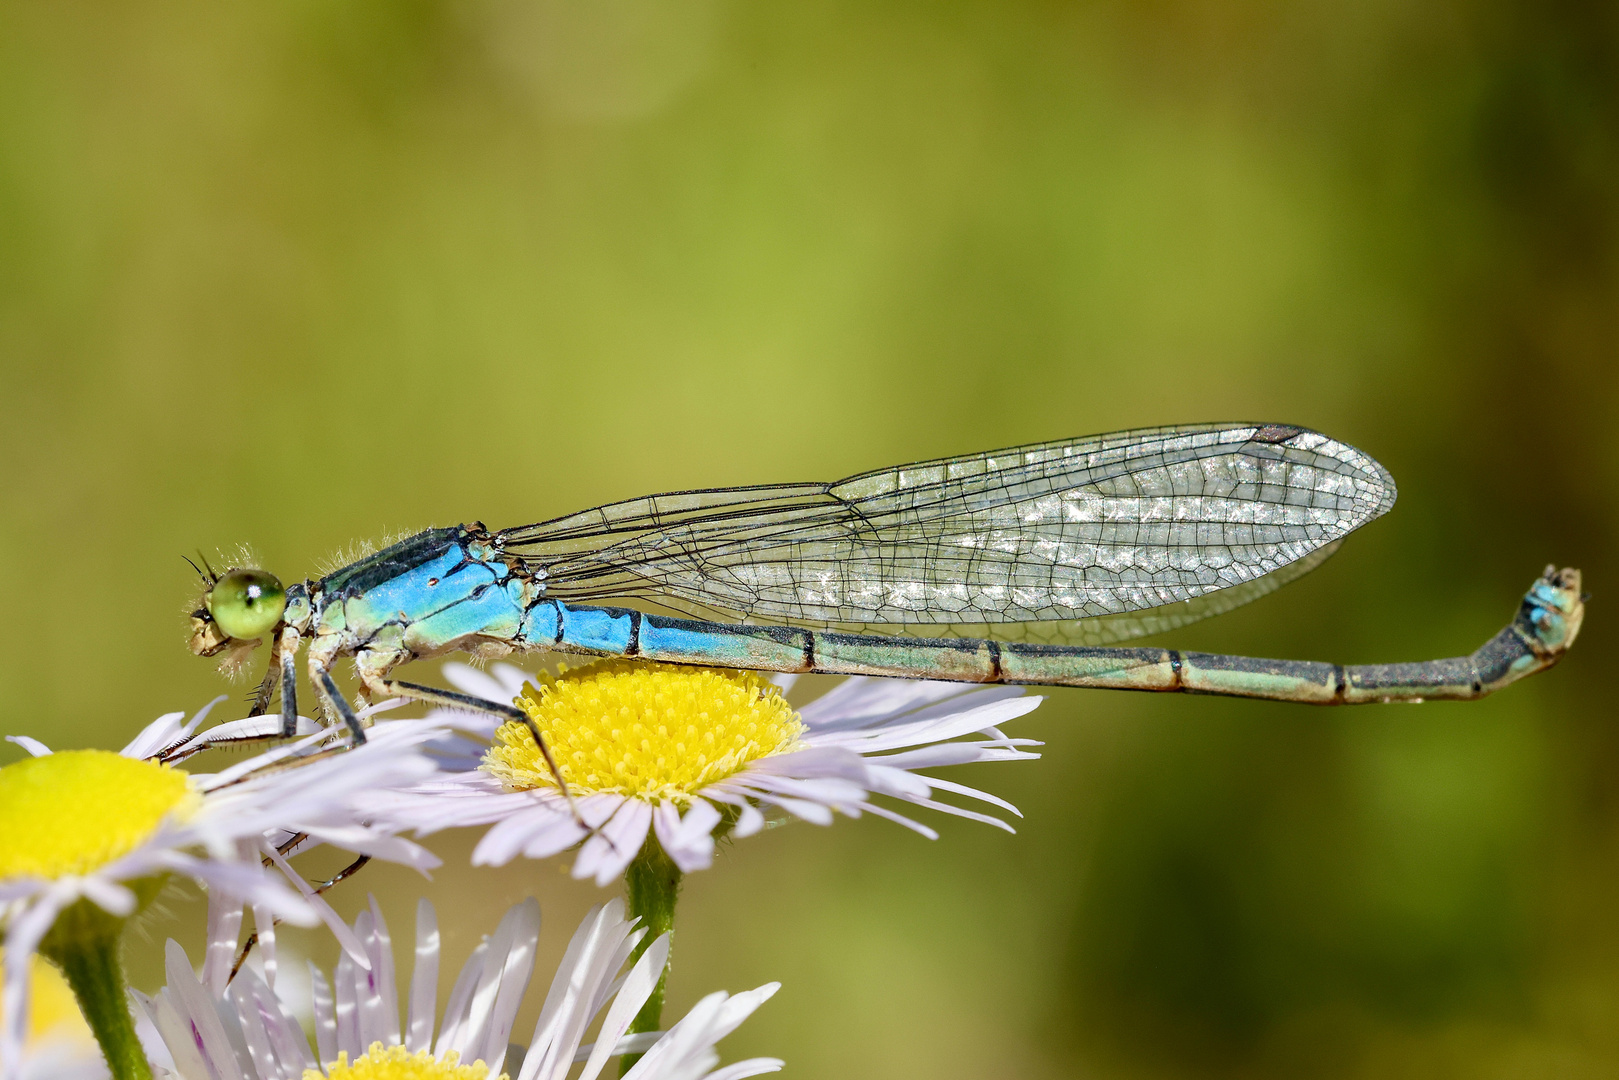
[189,551,222,587]
[182,554,217,588]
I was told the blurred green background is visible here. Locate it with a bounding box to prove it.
[2,0,1615,1076]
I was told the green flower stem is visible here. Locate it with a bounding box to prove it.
[39,898,152,1080]
[620,834,683,1075]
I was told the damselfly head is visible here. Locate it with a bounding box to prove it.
[187,566,287,659]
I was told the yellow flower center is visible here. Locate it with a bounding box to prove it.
[483,660,805,802]
[0,951,94,1047]
[315,1044,503,1080]
[0,750,199,880]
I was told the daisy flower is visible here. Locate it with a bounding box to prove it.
[364,660,1043,886]
[1,704,445,1080]
[359,659,1039,1039]
[138,893,782,1080]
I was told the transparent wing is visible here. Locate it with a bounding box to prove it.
[497,423,1395,644]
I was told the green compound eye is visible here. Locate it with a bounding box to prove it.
[206,569,287,641]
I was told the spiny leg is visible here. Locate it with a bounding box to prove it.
[348,648,579,815]
[276,626,303,738]
[229,852,373,984]
[245,629,304,738]
[383,679,575,806]
[247,653,278,717]
[316,669,367,746]
[280,652,299,738]
[385,678,597,837]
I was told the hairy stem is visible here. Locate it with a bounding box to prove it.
[620,835,682,1075]
[41,899,152,1080]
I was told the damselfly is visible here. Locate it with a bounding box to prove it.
[187,423,1583,745]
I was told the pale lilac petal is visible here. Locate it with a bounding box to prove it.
[893,795,1014,833]
[798,677,977,728]
[253,902,277,991]
[522,901,639,1080]
[574,800,654,887]
[258,845,366,962]
[471,803,580,867]
[622,982,779,1080]
[433,937,487,1059]
[406,900,440,1053]
[3,735,51,758]
[652,800,720,873]
[698,789,766,837]
[742,790,836,826]
[576,934,669,1080]
[442,661,529,704]
[857,801,939,839]
[203,885,246,995]
[358,897,400,1048]
[871,741,1040,770]
[453,899,540,1071]
[910,774,1024,816]
[309,962,337,1067]
[162,939,249,1080]
[77,876,136,916]
[3,890,68,1080]
[704,1058,787,1080]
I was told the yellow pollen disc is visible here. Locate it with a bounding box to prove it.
[0,951,94,1047]
[483,660,805,802]
[0,750,199,880]
[314,1043,502,1080]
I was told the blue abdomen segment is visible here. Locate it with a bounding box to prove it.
[555,605,637,654]
[521,569,1581,703]
[531,601,812,670]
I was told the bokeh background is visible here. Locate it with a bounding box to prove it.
[2,1,1616,1076]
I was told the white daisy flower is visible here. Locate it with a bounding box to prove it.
[138,893,782,1080]
[1,704,445,1080]
[362,660,1043,886]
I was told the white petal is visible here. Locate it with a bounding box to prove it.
[256,845,365,958]
[457,898,541,1071]
[573,800,653,887]
[310,961,338,1067]
[523,900,634,1080]
[442,661,528,703]
[202,867,247,994]
[3,735,51,758]
[406,899,440,1053]
[652,801,720,873]
[77,876,136,916]
[118,709,191,760]
[702,1058,787,1080]
[471,803,580,867]
[3,891,69,1079]
[358,896,400,1048]
[162,939,249,1080]
[855,801,940,839]
[576,934,669,1080]
[910,774,1024,816]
